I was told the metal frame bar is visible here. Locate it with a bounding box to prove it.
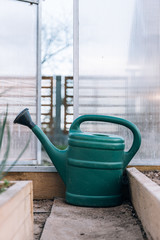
[73,0,79,119]
[6,166,57,172]
[9,0,41,166]
[36,0,42,164]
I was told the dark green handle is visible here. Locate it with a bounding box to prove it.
[70,115,141,168]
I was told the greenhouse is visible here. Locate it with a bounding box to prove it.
[0,0,160,239]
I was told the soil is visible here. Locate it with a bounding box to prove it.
[34,199,53,240]
[143,170,160,186]
[0,181,13,193]
[34,199,147,240]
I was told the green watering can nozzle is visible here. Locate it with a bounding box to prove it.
[14,108,67,184]
[14,108,36,129]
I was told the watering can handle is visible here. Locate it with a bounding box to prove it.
[70,115,141,168]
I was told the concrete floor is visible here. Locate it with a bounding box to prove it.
[40,198,146,240]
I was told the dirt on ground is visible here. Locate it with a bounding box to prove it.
[143,170,160,186]
[34,199,53,240]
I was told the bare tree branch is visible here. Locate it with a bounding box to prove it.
[41,18,73,67]
[41,43,71,64]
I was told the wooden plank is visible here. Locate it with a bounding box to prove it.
[0,194,32,239]
[0,181,32,225]
[42,76,53,80]
[5,172,65,199]
[0,183,33,240]
[0,181,31,213]
[127,167,160,240]
[13,214,33,240]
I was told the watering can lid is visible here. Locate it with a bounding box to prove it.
[68,132,125,150]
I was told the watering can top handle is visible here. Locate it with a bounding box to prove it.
[70,115,141,168]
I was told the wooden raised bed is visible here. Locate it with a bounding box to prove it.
[0,181,33,240]
[127,167,160,240]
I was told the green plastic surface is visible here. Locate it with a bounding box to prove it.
[32,114,141,207]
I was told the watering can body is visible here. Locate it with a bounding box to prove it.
[65,115,141,206]
[66,133,124,207]
[14,110,141,207]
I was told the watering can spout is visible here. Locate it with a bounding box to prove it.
[14,108,35,129]
[14,108,67,184]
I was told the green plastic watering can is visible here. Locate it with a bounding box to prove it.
[14,109,141,207]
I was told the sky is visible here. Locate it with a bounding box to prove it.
[0,0,136,77]
[0,0,73,77]
[42,0,73,76]
[79,0,136,75]
[0,0,37,76]
[42,0,73,21]
[42,0,136,76]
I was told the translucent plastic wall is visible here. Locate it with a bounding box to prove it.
[0,0,38,164]
[78,0,160,164]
